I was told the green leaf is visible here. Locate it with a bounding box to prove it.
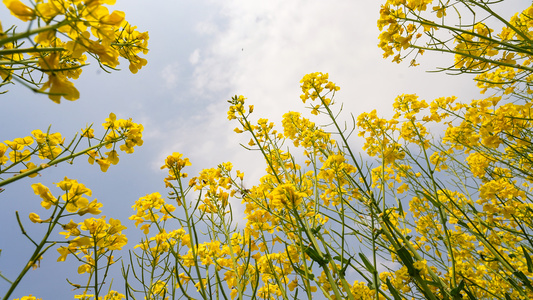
[397,247,417,277]
[464,289,476,300]
[333,256,352,276]
[398,200,405,216]
[304,246,328,266]
[294,266,315,280]
[513,271,532,289]
[385,278,402,300]
[506,275,522,293]
[522,246,533,273]
[311,224,322,235]
[340,258,351,277]
[450,279,465,298]
[333,255,349,264]
[359,253,376,274]
[423,279,441,287]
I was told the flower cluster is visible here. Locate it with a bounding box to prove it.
[1,0,149,102]
[57,216,128,264]
[356,77,533,298]
[377,1,427,63]
[0,113,143,186]
[377,0,533,99]
[13,295,41,300]
[282,111,333,150]
[130,192,176,234]
[227,95,252,121]
[299,72,340,115]
[24,178,127,299]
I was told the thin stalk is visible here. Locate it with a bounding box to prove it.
[0,20,71,47]
[0,140,113,187]
[3,203,67,299]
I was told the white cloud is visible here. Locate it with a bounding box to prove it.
[190,0,481,122]
[189,49,201,65]
[161,62,180,89]
[195,20,220,36]
[180,0,482,181]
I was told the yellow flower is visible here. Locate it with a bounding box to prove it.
[106,150,119,165]
[40,73,80,103]
[100,10,125,26]
[56,177,92,195]
[432,5,446,18]
[128,56,148,74]
[3,0,35,21]
[299,72,339,103]
[102,112,117,129]
[20,162,39,177]
[76,198,103,216]
[57,245,75,262]
[70,236,92,247]
[13,295,42,300]
[81,127,95,138]
[31,183,57,209]
[150,280,167,297]
[74,292,95,300]
[108,218,127,235]
[35,1,65,20]
[0,143,8,165]
[60,220,81,238]
[96,158,111,172]
[413,259,428,275]
[29,213,50,223]
[103,291,125,300]
[161,152,191,171]
[87,150,98,165]
[77,263,92,274]
[288,279,298,291]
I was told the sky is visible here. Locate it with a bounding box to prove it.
[0,0,529,299]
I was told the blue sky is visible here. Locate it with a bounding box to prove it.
[1,0,529,298]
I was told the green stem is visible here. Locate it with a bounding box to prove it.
[402,15,533,58]
[175,172,209,300]
[93,239,99,299]
[0,47,66,55]
[221,216,245,300]
[0,271,13,285]
[0,140,112,187]
[3,204,67,299]
[0,20,71,47]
